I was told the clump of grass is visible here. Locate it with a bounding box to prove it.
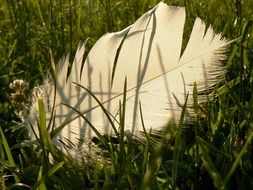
[1,0,253,189]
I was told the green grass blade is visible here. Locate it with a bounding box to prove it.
[37,98,58,161]
[111,31,130,86]
[119,78,127,155]
[224,125,253,185]
[73,82,119,138]
[172,93,189,189]
[31,161,65,190]
[62,103,108,148]
[34,0,44,25]
[38,98,48,147]
[37,166,47,190]
[200,142,225,190]
[77,0,81,38]
[0,127,20,183]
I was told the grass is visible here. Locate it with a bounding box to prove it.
[1,0,253,189]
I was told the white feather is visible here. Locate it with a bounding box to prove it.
[27,2,228,160]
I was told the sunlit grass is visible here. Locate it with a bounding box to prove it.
[1,0,253,189]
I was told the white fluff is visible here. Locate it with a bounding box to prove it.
[27,2,228,160]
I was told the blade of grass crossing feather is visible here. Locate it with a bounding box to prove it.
[111,30,129,86]
[119,78,127,154]
[52,82,120,139]
[37,99,58,161]
[139,102,151,173]
[48,48,72,139]
[193,82,199,113]
[51,115,74,139]
[37,98,51,166]
[73,82,119,138]
[141,123,172,189]
[48,69,57,137]
[52,57,201,138]
[48,48,57,134]
[62,103,109,148]
[199,142,225,189]
[37,166,47,190]
[31,161,64,190]
[49,48,56,81]
[0,127,20,183]
[193,83,200,188]
[28,120,40,142]
[38,99,49,148]
[227,45,238,68]
[50,41,88,139]
[210,76,241,97]
[48,83,57,136]
[172,94,189,189]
